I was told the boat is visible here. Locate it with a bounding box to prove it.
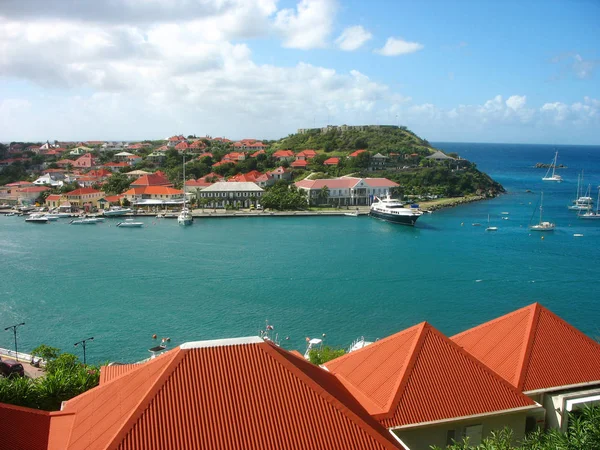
[347,336,374,353]
[178,153,193,226]
[485,214,497,231]
[568,172,593,210]
[116,219,144,228]
[369,195,423,226]
[578,187,600,220]
[542,151,563,182]
[529,192,555,231]
[25,215,49,224]
[472,223,481,226]
[70,218,103,225]
[304,337,323,360]
[103,206,133,217]
[344,211,359,217]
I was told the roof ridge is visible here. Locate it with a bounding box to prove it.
[104,347,185,449]
[380,322,429,418]
[515,303,541,390]
[262,343,401,449]
[450,303,536,340]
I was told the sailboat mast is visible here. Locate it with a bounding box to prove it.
[182,152,186,208]
[540,192,543,222]
[552,152,557,178]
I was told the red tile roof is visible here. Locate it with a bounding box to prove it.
[46,194,62,201]
[451,303,600,392]
[52,338,401,450]
[17,186,51,193]
[250,149,266,157]
[104,162,129,168]
[272,149,294,158]
[324,157,340,165]
[212,160,236,167]
[364,178,399,187]
[291,159,309,168]
[0,402,51,450]
[123,186,183,196]
[349,149,368,157]
[104,194,124,203]
[65,188,102,196]
[131,173,172,187]
[175,141,189,150]
[324,322,536,428]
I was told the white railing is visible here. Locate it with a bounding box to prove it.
[0,347,46,367]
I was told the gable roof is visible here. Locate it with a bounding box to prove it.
[0,402,51,450]
[451,303,600,392]
[131,173,172,187]
[324,322,536,429]
[324,157,340,165]
[51,338,401,450]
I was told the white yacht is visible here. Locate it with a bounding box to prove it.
[578,188,600,220]
[70,217,103,225]
[369,195,423,226]
[103,206,133,217]
[542,151,563,182]
[116,219,144,228]
[178,153,193,226]
[25,214,49,224]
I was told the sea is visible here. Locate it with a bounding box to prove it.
[1,142,599,364]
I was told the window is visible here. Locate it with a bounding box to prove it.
[464,425,483,446]
[446,430,456,446]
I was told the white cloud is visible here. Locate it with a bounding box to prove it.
[274,0,337,50]
[335,25,372,51]
[506,95,526,110]
[375,37,423,56]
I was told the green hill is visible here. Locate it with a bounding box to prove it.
[271,125,436,156]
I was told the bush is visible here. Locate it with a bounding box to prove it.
[307,346,346,365]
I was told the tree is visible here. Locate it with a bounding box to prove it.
[103,172,131,195]
[308,346,346,365]
[318,185,330,205]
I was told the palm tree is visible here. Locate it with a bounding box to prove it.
[318,185,330,206]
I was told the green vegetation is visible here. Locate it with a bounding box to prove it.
[273,126,433,155]
[103,172,132,195]
[260,181,308,210]
[0,345,100,411]
[432,406,600,450]
[307,346,346,365]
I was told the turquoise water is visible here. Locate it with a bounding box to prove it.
[1,143,599,363]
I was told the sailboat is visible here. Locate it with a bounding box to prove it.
[529,192,555,231]
[485,214,497,231]
[578,187,600,220]
[177,152,193,226]
[542,151,562,182]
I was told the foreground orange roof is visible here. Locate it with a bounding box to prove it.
[0,402,51,450]
[324,322,536,429]
[51,337,401,450]
[451,303,600,392]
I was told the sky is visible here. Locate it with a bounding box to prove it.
[0,0,599,144]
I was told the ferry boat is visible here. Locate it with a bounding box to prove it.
[369,195,423,226]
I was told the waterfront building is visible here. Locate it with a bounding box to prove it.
[122,186,184,206]
[324,323,543,450]
[130,172,173,188]
[295,177,398,206]
[198,182,264,208]
[452,303,600,432]
[64,187,105,209]
[14,186,50,205]
[45,194,63,209]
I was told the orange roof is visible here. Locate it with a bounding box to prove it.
[64,188,102,196]
[451,303,600,392]
[291,159,309,167]
[131,173,172,187]
[46,194,62,201]
[323,157,340,165]
[349,149,368,157]
[0,402,51,450]
[104,194,124,203]
[324,322,536,428]
[272,149,294,158]
[51,338,401,450]
[123,186,183,196]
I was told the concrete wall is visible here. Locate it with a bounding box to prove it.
[393,411,529,450]
[541,385,600,431]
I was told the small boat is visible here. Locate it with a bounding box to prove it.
[501,217,509,220]
[568,172,593,210]
[5,212,16,217]
[103,206,133,217]
[542,151,563,182]
[116,219,144,228]
[472,223,481,227]
[501,212,509,215]
[529,192,555,231]
[573,234,584,237]
[70,218,102,225]
[25,215,49,224]
[344,211,359,217]
[486,214,497,231]
[304,337,323,360]
[347,336,374,353]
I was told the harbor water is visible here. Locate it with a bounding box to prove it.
[1,142,599,363]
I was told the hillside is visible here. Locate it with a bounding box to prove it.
[271,125,435,155]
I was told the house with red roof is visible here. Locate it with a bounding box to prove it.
[250,149,266,158]
[228,170,263,183]
[290,159,309,169]
[212,160,236,168]
[325,322,542,449]
[167,135,186,147]
[45,194,64,208]
[55,159,75,168]
[272,149,295,161]
[295,177,398,206]
[15,186,50,204]
[175,141,190,152]
[222,151,246,162]
[296,149,317,160]
[323,157,340,166]
[130,172,173,188]
[189,140,207,151]
[452,303,600,432]
[349,149,368,158]
[73,153,97,169]
[267,166,291,183]
[103,162,130,172]
[64,187,105,209]
[122,186,184,205]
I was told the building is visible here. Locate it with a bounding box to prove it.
[370,153,388,170]
[122,186,184,206]
[426,151,455,162]
[69,146,92,156]
[130,172,173,188]
[291,159,309,169]
[197,182,264,208]
[295,177,398,206]
[272,150,295,161]
[63,187,105,209]
[15,186,50,205]
[296,149,317,160]
[267,166,291,182]
[45,194,64,209]
[1,337,403,450]
[73,153,97,169]
[452,303,600,432]
[324,323,542,450]
[323,157,340,166]
[103,162,130,172]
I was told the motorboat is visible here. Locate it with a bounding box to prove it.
[344,211,359,217]
[116,219,144,228]
[529,192,555,231]
[542,151,563,182]
[304,337,323,360]
[25,215,49,224]
[70,218,103,225]
[103,206,133,217]
[178,153,194,226]
[369,195,423,226]
[578,187,600,220]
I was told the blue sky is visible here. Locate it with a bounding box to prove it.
[0,0,598,144]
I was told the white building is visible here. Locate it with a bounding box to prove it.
[295,177,398,206]
[197,182,264,208]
